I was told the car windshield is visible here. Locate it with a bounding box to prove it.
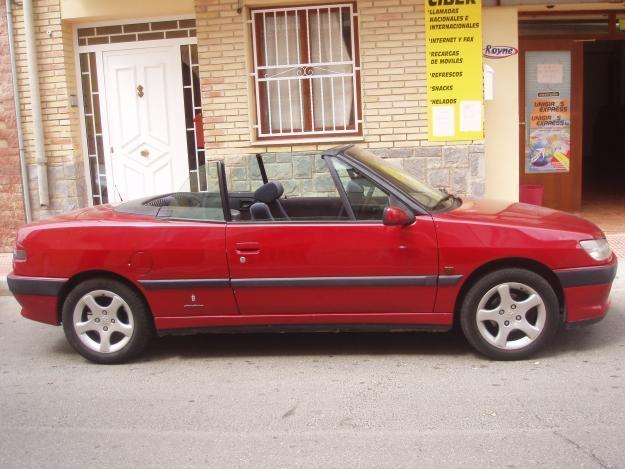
[344,146,454,210]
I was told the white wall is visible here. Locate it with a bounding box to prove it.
[483,7,520,201]
[61,0,193,21]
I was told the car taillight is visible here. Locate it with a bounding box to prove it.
[13,245,26,262]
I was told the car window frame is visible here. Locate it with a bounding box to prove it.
[324,155,357,221]
[222,152,422,226]
[332,150,432,216]
[224,153,363,225]
[327,156,405,222]
[217,160,233,222]
[147,148,432,226]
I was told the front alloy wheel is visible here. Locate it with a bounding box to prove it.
[461,268,560,360]
[476,282,546,350]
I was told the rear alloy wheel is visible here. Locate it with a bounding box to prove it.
[62,279,153,364]
[460,268,560,360]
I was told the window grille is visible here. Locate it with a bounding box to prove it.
[251,4,361,139]
[180,44,207,192]
[79,52,108,205]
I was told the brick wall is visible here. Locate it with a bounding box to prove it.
[11,0,87,219]
[2,0,484,235]
[195,0,485,196]
[0,2,26,252]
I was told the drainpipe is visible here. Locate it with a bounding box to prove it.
[23,0,49,208]
[6,0,32,222]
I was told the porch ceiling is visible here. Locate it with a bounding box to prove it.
[61,0,194,22]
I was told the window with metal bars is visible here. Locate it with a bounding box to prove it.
[79,52,108,205]
[251,4,362,139]
[180,44,207,192]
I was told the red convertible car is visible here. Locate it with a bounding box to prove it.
[8,146,617,363]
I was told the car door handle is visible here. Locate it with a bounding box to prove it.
[235,242,260,254]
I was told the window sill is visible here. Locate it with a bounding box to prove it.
[251,135,365,147]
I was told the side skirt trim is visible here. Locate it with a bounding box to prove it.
[437,274,463,286]
[139,279,230,290]
[157,323,451,337]
[139,275,464,290]
[231,276,438,288]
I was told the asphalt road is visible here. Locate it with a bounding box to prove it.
[1,276,624,468]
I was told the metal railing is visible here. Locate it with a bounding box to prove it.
[251,4,361,138]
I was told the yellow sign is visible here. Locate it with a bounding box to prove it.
[425,0,484,141]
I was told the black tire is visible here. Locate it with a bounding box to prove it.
[62,278,153,364]
[460,268,560,360]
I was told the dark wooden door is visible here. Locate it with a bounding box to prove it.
[519,39,583,211]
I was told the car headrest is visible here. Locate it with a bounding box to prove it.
[254,181,284,204]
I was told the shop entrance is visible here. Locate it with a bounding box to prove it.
[519,39,582,211]
[519,11,625,223]
[581,40,625,229]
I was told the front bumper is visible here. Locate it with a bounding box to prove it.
[7,274,67,326]
[555,258,618,324]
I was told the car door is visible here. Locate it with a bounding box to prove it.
[225,157,439,319]
[131,170,238,331]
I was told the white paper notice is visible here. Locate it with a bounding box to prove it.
[432,106,455,138]
[537,63,564,84]
[483,64,494,101]
[460,101,482,132]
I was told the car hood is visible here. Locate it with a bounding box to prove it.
[436,198,604,238]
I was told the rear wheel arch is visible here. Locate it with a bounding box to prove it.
[453,258,565,328]
[57,271,152,325]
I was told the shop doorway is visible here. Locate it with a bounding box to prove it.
[518,11,625,222]
[580,40,625,230]
[519,39,582,211]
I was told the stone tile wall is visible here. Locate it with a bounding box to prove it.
[218,143,485,198]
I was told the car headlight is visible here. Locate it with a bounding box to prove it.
[579,238,612,261]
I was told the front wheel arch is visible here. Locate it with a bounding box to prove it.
[57,270,152,326]
[453,258,565,328]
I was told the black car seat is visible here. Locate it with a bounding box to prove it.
[250,181,289,220]
[249,202,273,220]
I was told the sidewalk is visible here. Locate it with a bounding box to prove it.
[0,252,10,294]
[1,235,624,295]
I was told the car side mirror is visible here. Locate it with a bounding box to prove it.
[383,206,415,226]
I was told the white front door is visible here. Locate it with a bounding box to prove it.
[103,46,188,202]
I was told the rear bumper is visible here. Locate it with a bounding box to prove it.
[555,259,617,324]
[7,274,66,326]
